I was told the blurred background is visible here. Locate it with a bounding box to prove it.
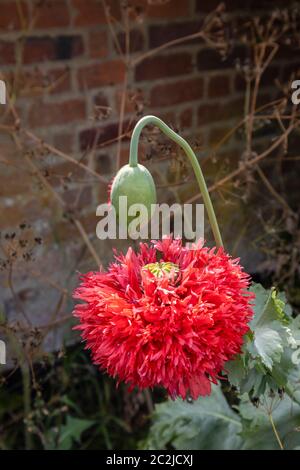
[0,0,300,449]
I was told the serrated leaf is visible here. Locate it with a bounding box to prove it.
[250,284,289,329]
[46,416,95,450]
[145,384,242,450]
[59,417,94,450]
[226,355,245,387]
[251,325,283,369]
[239,393,300,450]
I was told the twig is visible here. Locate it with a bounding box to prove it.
[256,164,295,216]
[23,129,107,184]
[186,121,297,204]
[268,412,284,450]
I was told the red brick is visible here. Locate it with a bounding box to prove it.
[135,53,193,82]
[93,92,111,120]
[149,21,202,48]
[129,0,189,19]
[47,161,86,186]
[0,204,24,230]
[0,1,29,31]
[0,197,45,230]
[78,60,126,90]
[150,78,204,107]
[79,120,131,150]
[48,68,72,94]
[208,75,231,98]
[23,35,84,64]
[94,91,110,107]
[145,0,189,18]
[234,65,281,93]
[33,0,70,28]
[208,125,232,146]
[0,40,15,64]
[197,45,247,71]
[89,31,108,59]
[28,99,86,128]
[197,98,243,126]
[195,0,277,12]
[117,29,145,54]
[95,153,112,175]
[72,0,120,26]
[23,37,55,63]
[53,133,75,154]
[62,186,92,209]
[114,89,142,115]
[54,210,102,241]
[18,68,71,96]
[179,108,193,129]
[155,111,176,126]
[56,35,84,60]
[0,169,30,197]
[119,144,131,167]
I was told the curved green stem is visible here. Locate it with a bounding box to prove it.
[129,115,223,248]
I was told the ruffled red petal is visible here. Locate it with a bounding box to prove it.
[73,237,254,399]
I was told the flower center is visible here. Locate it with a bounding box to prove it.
[142,261,179,279]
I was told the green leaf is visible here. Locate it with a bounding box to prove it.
[47,416,95,450]
[250,284,290,329]
[239,393,300,450]
[145,384,242,450]
[226,355,245,387]
[250,324,283,369]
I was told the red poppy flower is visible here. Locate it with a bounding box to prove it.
[73,237,254,399]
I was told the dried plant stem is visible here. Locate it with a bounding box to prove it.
[8,264,31,326]
[132,30,205,66]
[116,71,129,170]
[22,141,103,269]
[23,129,107,184]
[268,412,284,450]
[186,121,296,204]
[73,219,102,269]
[256,165,295,215]
[246,43,279,154]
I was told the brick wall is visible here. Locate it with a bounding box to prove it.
[0,0,298,345]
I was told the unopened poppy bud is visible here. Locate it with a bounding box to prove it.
[110,163,156,223]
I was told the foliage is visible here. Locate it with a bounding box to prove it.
[145,283,300,450]
[0,345,150,450]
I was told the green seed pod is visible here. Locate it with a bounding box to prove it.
[110,164,156,224]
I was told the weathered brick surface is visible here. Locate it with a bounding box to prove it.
[77,60,126,89]
[130,0,190,19]
[117,29,145,54]
[0,1,29,31]
[150,78,204,107]
[22,35,84,64]
[72,0,120,26]
[149,21,203,48]
[88,31,109,59]
[28,99,86,128]
[197,98,244,126]
[33,0,70,29]
[135,53,193,81]
[208,75,231,98]
[0,40,15,64]
[79,120,131,150]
